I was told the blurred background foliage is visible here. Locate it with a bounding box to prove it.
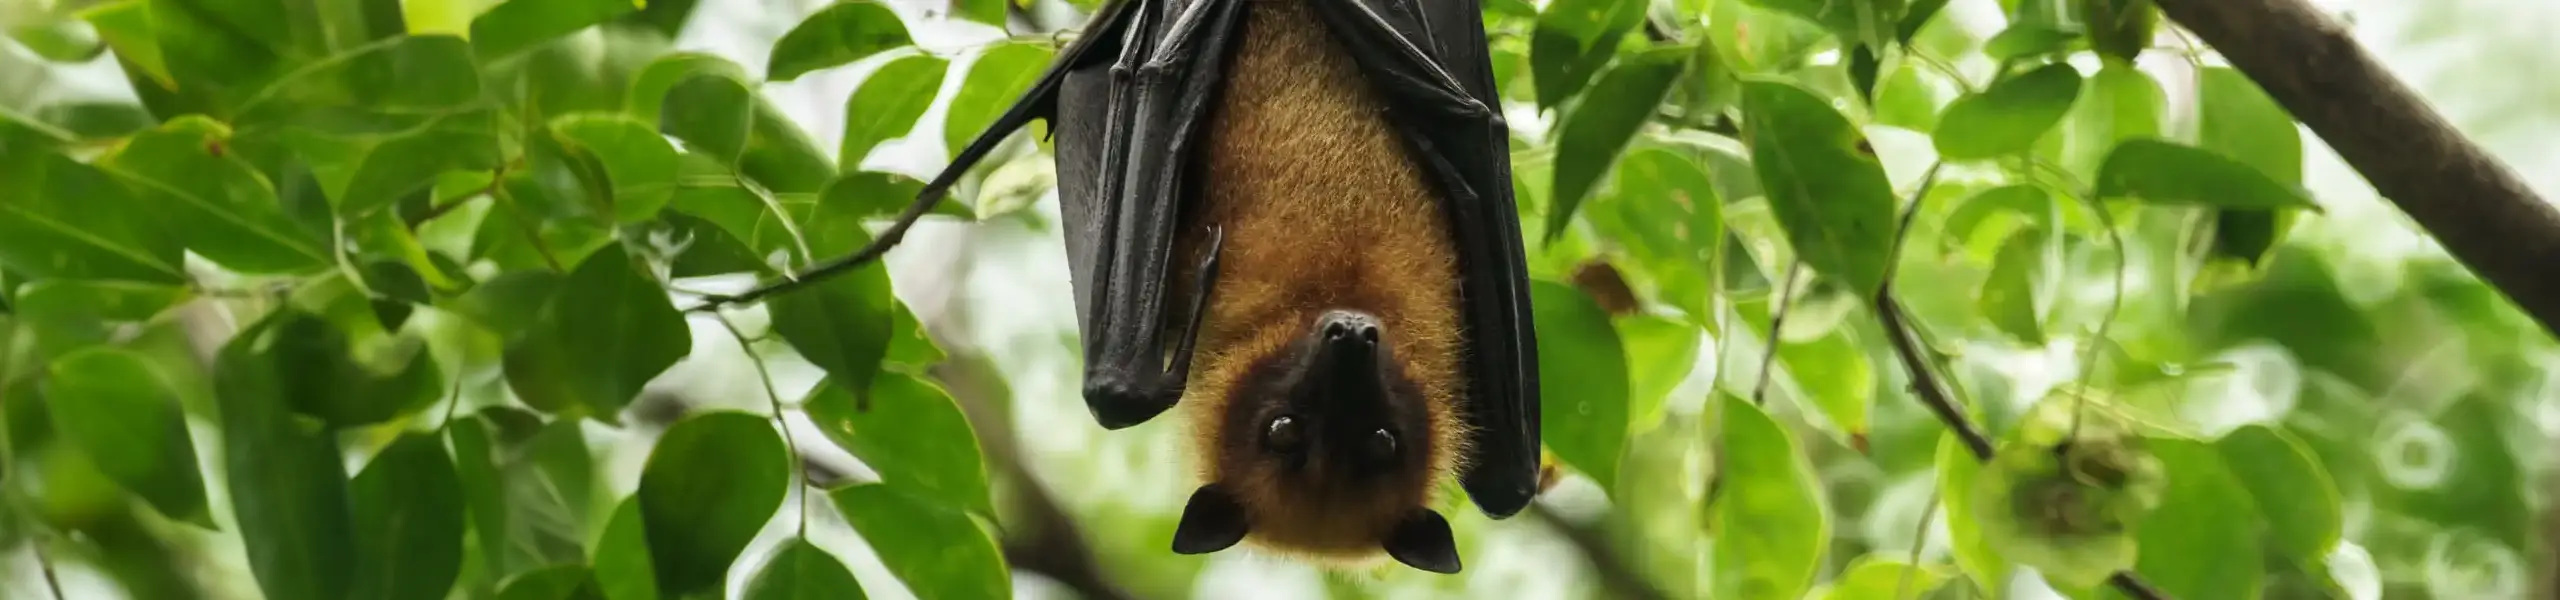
[0,0,2555,598]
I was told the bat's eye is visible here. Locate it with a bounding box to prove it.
[1366,429,1398,461]
[1264,416,1304,453]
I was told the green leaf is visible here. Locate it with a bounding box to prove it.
[255,309,445,428]
[215,313,362,600]
[659,72,756,165]
[447,270,564,342]
[288,108,503,218]
[1590,146,1724,321]
[1710,394,1828,600]
[2049,62,2164,186]
[13,280,190,357]
[102,116,332,273]
[1896,0,1951,42]
[1978,225,2056,344]
[955,0,1006,27]
[637,411,789,596]
[1936,435,2010,587]
[40,347,209,523]
[1747,0,1900,44]
[2077,0,2158,62]
[349,433,466,600]
[840,54,947,170]
[504,245,690,420]
[1933,63,2081,159]
[1776,321,1873,439]
[885,301,946,367]
[640,56,837,194]
[0,152,185,283]
[592,498,661,600]
[1530,280,1629,485]
[744,538,868,600]
[766,1,911,82]
[237,34,484,123]
[1529,0,1646,108]
[2197,67,2303,268]
[2094,139,2318,210]
[1816,557,1951,600]
[80,1,173,90]
[1618,315,1699,432]
[943,41,1054,160]
[832,483,1008,600]
[446,419,511,578]
[472,0,643,61]
[9,15,105,62]
[498,417,599,573]
[497,565,607,600]
[805,373,994,517]
[552,113,683,223]
[2214,425,2341,565]
[144,0,293,115]
[769,213,894,395]
[2119,438,2264,599]
[1739,79,1897,297]
[1548,44,1690,241]
[1982,23,2078,59]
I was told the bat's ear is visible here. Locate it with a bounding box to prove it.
[1383,509,1461,574]
[1172,485,1249,554]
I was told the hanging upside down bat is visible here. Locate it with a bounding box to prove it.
[718,0,1541,574]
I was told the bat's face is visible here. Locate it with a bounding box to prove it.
[1172,309,1462,573]
[1229,309,1433,486]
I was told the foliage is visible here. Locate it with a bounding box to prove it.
[0,0,2547,598]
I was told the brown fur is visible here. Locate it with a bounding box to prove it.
[1168,0,1469,561]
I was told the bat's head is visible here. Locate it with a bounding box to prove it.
[1173,309,1462,573]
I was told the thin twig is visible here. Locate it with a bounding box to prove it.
[405,181,496,231]
[714,315,811,536]
[1751,261,1806,405]
[1526,503,1672,600]
[1873,163,2168,600]
[682,178,949,311]
[36,544,62,600]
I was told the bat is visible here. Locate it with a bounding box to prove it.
[708,0,1542,574]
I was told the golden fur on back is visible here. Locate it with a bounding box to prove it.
[1169,0,1469,560]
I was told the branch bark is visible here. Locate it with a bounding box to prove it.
[2152,0,2560,340]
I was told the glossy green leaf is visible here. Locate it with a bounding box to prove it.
[143,0,293,114]
[502,244,691,419]
[1529,0,1646,108]
[769,206,894,395]
[1747,0,1897,44]
[2121,438,2264,598]
[252,308,445,428]
[1936,435,2011,587]
[2077,0,2158,62]
[80,1,173,89]
[214,313,362,600]
[40,347,209,523]
[1711,394,1828,600]
[659,72,756,165]
[2198,67,2304,268]
[1592,146,1724,321]
[593,498,661,600]
[766,1,911,82]
[237,34,483,123]
[955,0,1006,27]
[1897,0,1951,42]
[1816,557,1951,600]
[500,418,599,573]
[1979,225,2055,344]
[2094,139,2319,210]
[744,538,868,600]
[472,0,642,61]
[1530,280,1629,486]
[446,419,511,578]
[0,152,185,282]
[1618,315,1699,431]
[1777,322,1873,439]
[1982,23,2078,59]
[349,433,466,600]
[2215,425,2341,565]
[832,483,1009,600]
[12,280,190,356]
[102,116,332,273]
[840,54,947,170]
[497,565,607,600]
[943,41,1054,160]
[447,270,564,342]
[637,411,789,596]
[1934,63,2081,159]
[2050,62,2165,185]
[1740,79,1897,296]
[805,372,994,517]
[1548,44,1689,241]
[552,113,682,223]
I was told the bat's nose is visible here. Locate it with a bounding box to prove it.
[1317,310,1382,347]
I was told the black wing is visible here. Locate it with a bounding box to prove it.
[1304,0,1542,518]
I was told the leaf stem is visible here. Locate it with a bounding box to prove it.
[714,314,809,535]
[1875,162,2170,600]
[1751,261,1805,406]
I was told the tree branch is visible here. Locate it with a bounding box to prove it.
[2152,0,2560,340]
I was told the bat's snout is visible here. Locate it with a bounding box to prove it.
[1316,310,1383,348]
